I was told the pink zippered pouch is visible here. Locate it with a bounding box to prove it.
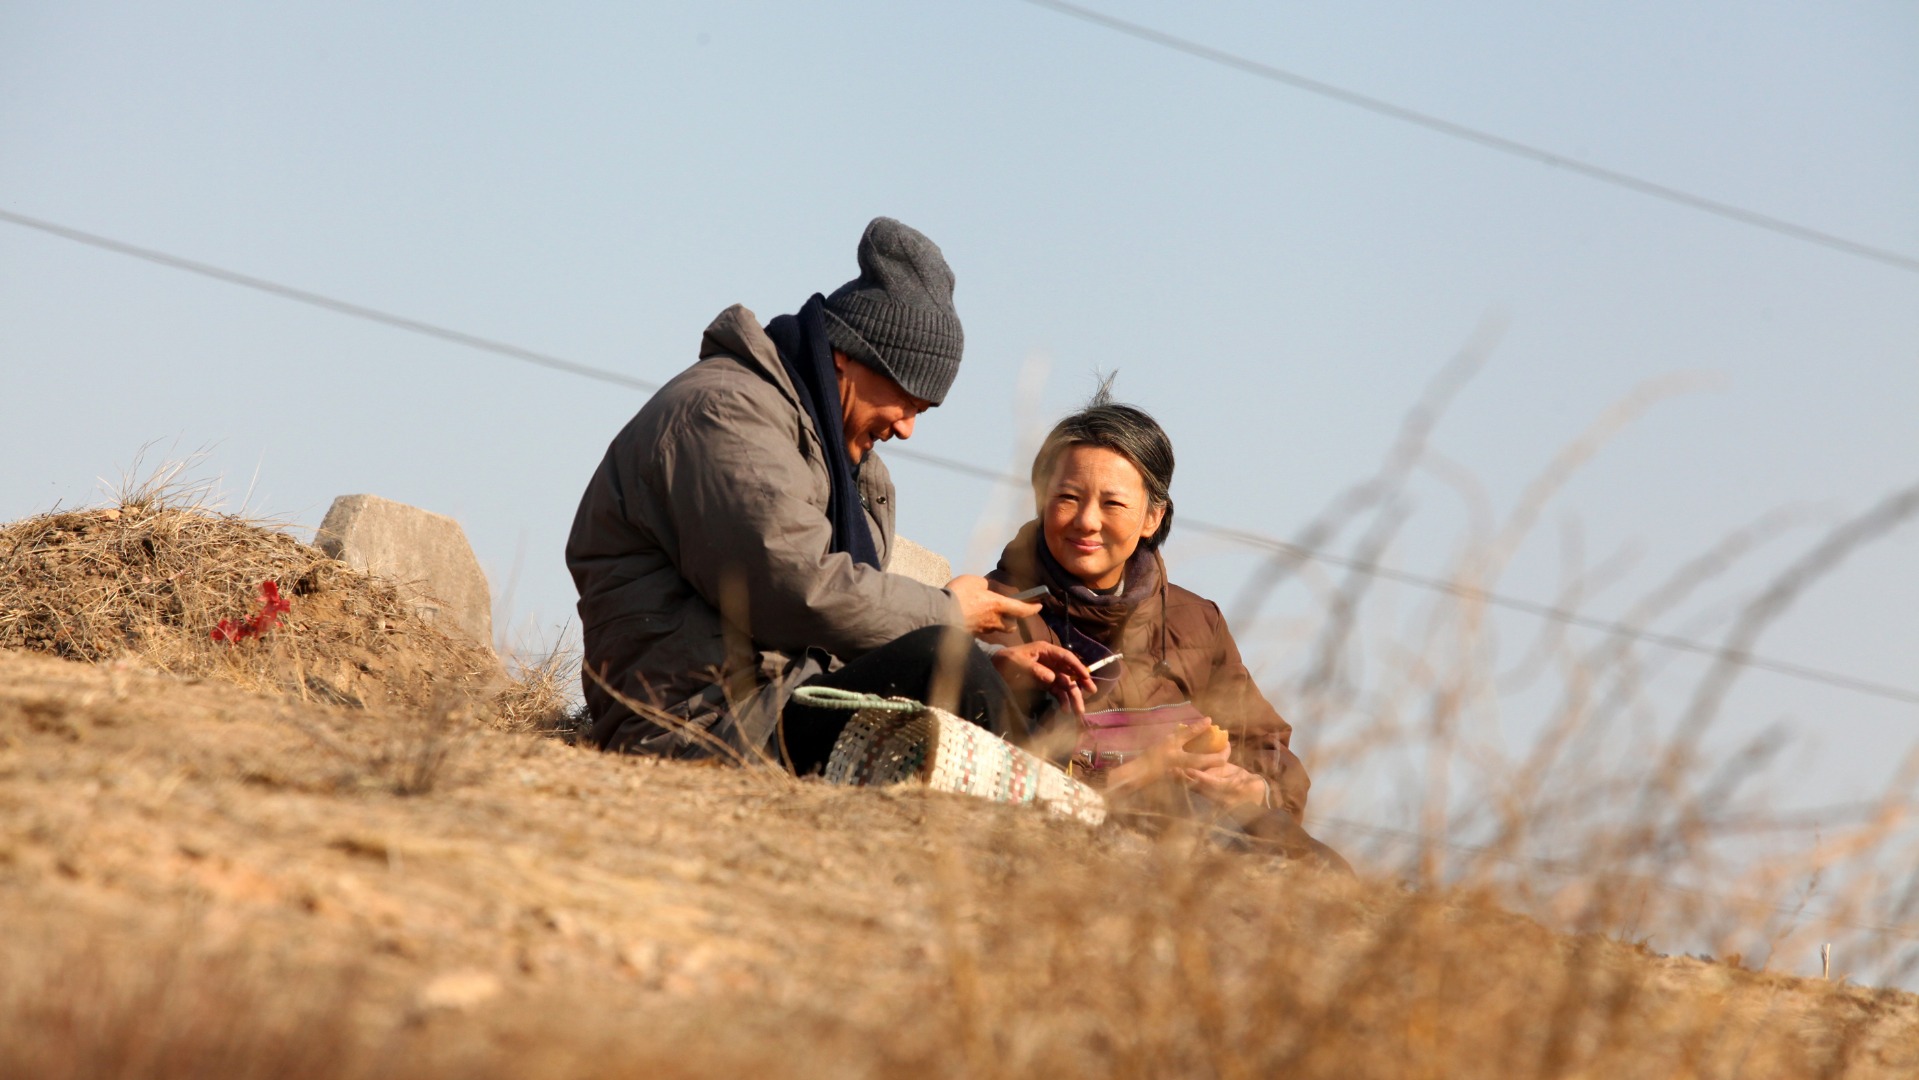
[1074,701,1208,769]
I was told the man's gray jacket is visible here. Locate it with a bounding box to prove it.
[565,303,960,757]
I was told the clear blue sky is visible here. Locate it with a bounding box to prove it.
[3,2,1915,823]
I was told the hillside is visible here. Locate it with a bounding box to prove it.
[1,505,1916,1078]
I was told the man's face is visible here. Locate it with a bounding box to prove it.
[834,351,933,464]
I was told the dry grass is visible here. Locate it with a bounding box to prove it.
[491,647,584,736]
[1219,364,1919,990]
[0,478,511,721]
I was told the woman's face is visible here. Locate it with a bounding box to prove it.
[1040,444,1166,591]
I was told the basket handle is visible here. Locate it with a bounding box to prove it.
[790,685,924,713]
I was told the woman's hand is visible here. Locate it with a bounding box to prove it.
[990,641,1094,719]
[1105,723,1231,794]
[1177,762,1268,810]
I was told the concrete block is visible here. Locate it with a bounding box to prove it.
[315,494,494,647]
[887,536,952,589]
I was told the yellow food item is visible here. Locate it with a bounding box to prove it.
[1183,724,1230,754]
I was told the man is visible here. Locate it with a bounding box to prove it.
[566,217,1090,768]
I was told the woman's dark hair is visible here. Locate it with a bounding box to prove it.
[1030,375,1176,549]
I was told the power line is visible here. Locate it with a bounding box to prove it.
[5,206,1916,709]
[1018,0,1919,277]
[1171,519,1919,707]
[883,446,1919,707]
[0,208,661,393]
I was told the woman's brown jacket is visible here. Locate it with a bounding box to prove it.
[979,523,1312,820]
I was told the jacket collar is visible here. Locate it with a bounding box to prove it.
[697,303,898,480]
[700,303,828,456]
[700,303,802,405]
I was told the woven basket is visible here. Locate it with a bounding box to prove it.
[823,701,1106,827]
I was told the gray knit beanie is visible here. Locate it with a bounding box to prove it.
[821,217,964,406]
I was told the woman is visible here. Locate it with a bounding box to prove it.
[981,387,1345,868]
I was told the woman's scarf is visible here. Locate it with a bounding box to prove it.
[999,519,1162,650]
[763,294,881,570]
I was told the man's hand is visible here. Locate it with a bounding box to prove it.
[1178,762,1269,809]
[990,641,1094,720]
[947,574,1040,634]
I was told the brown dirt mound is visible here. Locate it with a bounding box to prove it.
[0,499,546,723]
[1,646,1915,1079]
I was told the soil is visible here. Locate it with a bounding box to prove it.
[2,647,1916,1079]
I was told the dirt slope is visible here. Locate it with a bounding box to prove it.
[2,646,1916,1079]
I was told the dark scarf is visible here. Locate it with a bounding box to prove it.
[996,520,1163,652]
[764,294,881,570]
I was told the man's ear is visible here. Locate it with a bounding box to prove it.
[831,349,850,377]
